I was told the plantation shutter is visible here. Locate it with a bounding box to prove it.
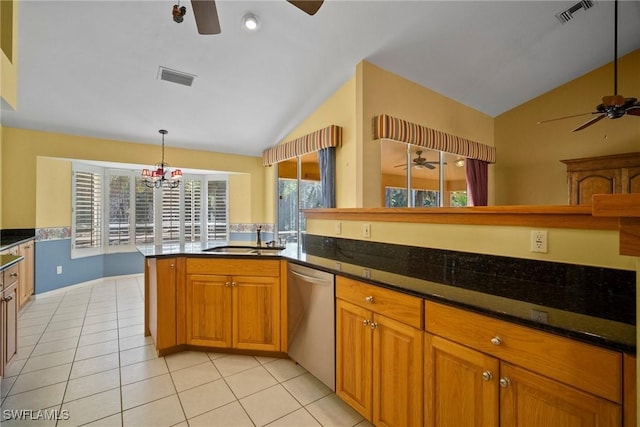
[135,177,155,244]
[184,179,202,242]
[207,180,228,240]
[107,175,131,246]
[162,186,181,243]
[73,170,102,249]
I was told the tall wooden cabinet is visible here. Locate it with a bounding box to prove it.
[1,262,19,377]
[336,276,423,427]
[561,152,640,205]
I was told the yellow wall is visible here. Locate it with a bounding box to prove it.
[358,61,495,207]
[495,49,640,205]
[278,76,357,207]
[2,127,268,229]
[0,0,17,109]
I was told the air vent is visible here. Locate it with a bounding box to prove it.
[157,66,196,87]
[555,0,596,24]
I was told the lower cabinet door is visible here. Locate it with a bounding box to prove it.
[2,284,18,370]
[373,313,423,427]
[336,299,373,420]
[425,334,499,427]
[233,275,280,351]
[187,274,232,348]
[500,362,621,427]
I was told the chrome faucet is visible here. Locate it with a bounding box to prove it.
[256,225,262,247]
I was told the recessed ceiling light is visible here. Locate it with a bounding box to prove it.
[242,13,260,31]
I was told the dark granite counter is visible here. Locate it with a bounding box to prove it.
[0,228,35,251]
[137,236,636,354]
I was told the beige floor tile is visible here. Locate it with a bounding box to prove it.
[262,358,307,382]
[51,310,87,323]
[45,317,84,332]
[16,316,50,328]
[119,335,153,351]
[39,326,82,343]
[240,384,302,426]
[305,394,364,427]
[21,349,76,374]
[64,368,120,402]
[69,352,119,379]
[15,334,40,348]
[266,408,322,427]
[3,358,27,377]
[188,401,254,427]
[9,363,72,395]
[0,382,66,411]
[121,373,176,410]
[178,378,236,419]
[83,312,118,325]
[117,316,142,328]
[170,361,221,392]
[81,320,118,335]
[225,366,278,399]
[15,344,35,361]
[117,308,144,320]
[212,354,260,377]
[123,395,185,427]
[1,375,17,398]
[119,344,158,367]
[74,339,119,361]
[83,413,122,426]
[17,324,47,338]
[165,351,211,372]
[120,358,168,385]
[282,373,332,406]
[78,329,119,347]
[58,388,121,427]
[0,406,59,427]
[31,336,79,357]
[118,325,145,338]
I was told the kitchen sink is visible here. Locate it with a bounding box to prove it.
[203,245,285,255]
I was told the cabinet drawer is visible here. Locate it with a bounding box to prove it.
[2,264,19,288]
[186,258,280,277]
[336,276,422,329]
[425,301,622,403]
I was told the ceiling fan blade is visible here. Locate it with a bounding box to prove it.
[287,0,324,15]
[537,112,598,125]
[627,105,640,116]
[191,0,221,35]
[572,114,606,132]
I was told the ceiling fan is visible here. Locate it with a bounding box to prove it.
[173,0,324,35]
[395,150,440,170]
[537,0,640,132]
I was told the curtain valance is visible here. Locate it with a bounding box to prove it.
[262,125,343,166]
[372,114,496,163]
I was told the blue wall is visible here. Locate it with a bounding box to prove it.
[35,239,144,294]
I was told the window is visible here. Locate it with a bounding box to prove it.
[72,163,228,257]
[381,141,468,207]
[72,166,103,256]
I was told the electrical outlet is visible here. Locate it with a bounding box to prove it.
[363,223,371,238]
[530,230,548,253]
[334,262,342,271]
[363,268,371,279]
[530,309,549,323]
[56,265,63,275]
[335,221,342,235]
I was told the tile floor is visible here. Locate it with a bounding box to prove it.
[0,275,371,427]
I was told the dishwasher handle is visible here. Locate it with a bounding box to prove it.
[289,269,334,285]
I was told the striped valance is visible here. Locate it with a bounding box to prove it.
[373,114,496,163]
[263,125,342,166]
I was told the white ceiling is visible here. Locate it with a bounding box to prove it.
[2,0,640,157]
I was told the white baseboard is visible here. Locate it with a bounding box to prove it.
[33,273,143,299]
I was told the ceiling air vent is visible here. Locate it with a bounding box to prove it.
[555,0,596,24]
[158,66,196,87]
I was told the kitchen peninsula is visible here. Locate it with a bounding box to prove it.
[141,203,637,427]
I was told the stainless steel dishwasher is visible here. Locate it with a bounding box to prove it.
[287,263,335,391]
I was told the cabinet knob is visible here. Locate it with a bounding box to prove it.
[482,371,493,381]
[231,281,237,287]
[225,281,231,287]
[499,377,511,388]
[170,264,175,268]
[2,295,13,302]
[10,272,18,277]
[364,296,374,303]
[369,322,378,330]
[490,336,502,346]
[362,319,370,326]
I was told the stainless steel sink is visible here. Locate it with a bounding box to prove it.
[203,245,285,255]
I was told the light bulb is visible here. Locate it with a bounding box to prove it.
[243,14,259,31]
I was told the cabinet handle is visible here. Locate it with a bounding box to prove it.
[170,264,175,268]
[10,272,18,277]
[490,336,502,346]
[369,322,378,330]
[231,282,237,287]
[482,371,493,381]
[364,296,374,303]
[499,377,511,388]
[362,319,370,326]
[225,281,231,287]
[2,295,13,302]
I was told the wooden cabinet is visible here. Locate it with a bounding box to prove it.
[1,263,19,377]
[145,257,181,353]
[17,240,35,309]
[425,301,624,426]
[561,152,640,205]
[185,258,282,352]
[336,276,423,427]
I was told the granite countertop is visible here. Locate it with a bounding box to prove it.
[137,240,636,354]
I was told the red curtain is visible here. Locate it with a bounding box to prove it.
[466,158,488,206]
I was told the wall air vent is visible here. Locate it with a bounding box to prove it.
[157,66,196,86]
[555,0,596,24]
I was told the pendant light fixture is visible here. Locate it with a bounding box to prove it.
[141,129,182,189]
